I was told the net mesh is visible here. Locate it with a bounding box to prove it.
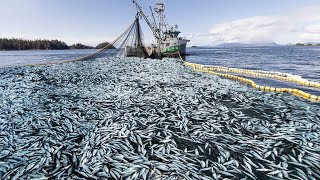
[79,17,148,61]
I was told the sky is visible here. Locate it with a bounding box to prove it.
[1,0,320,46]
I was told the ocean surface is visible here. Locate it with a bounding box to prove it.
[0,47,320,179]
[0,47,319,95]
[187,46,320,95]
[0,49,99,67]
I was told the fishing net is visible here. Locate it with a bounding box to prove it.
[79,17,149,61]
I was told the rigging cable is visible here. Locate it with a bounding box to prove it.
[25,20,137,67]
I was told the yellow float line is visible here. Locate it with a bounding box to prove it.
[163,51,184,61]
[205,66,320,89]
[184,62,320,102]
[206,66,293,77]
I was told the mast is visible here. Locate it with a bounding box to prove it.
[154,0,168,39]
[132,0,161,40]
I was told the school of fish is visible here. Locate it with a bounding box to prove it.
[0,57,319,179]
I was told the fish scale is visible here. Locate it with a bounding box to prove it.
[0,58,319,179]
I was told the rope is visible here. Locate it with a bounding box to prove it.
[184,61,320,102]
[163,51,184,61]
[205,66,320,89]
[25,21,136,67]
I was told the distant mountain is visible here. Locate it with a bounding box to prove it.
[216,43,245,48]
[304,42,319,45]
[190,45,215,49]
[293,42,320,46]
[216,42,280,48]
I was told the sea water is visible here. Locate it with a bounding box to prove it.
[187,46,320,95]
[0,46,319,95]
[0,48,319,179]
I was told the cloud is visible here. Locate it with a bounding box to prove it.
[300,23,320,42]
[299,33,320,42]
[304,24,320,34]
[209,16,286,43]
[207,5,320,44]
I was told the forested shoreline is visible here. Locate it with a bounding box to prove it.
[0,38,114,50]
[295,43,320,46]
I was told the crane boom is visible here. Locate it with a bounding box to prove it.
[150,6,157,30]
[132,0,161,40]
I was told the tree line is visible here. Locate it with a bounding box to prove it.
[295,43,320,46]
[0,38,114,50]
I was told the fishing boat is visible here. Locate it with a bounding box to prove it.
[127,0,189,59]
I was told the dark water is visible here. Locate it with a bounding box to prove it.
[186,46,320,95]
[0,47,319,95]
